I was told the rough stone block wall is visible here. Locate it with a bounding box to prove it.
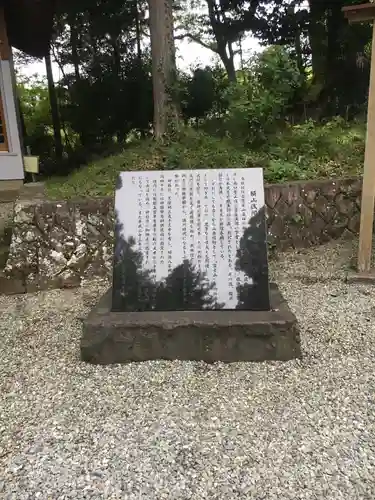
[3,177,362,293]
[265,177,361,250]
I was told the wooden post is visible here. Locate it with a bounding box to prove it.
[0,7,10,152]
[343,3,375,276]
[0,7,11,60]
[358,21,375,273]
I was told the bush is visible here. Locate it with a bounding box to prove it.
[263,117,365,181]
[224,46,303,145]
[46,119,365,199]
[45,129,251,199]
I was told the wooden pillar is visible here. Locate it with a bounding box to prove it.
[0,8,10,60]
[0,7,10,153]
[358,21,375,273]
[343,3,375,275]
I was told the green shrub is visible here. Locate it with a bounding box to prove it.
[46,118,365,199]
[264,118,365,180]
[45,129,254,199]
[224,46,303,145]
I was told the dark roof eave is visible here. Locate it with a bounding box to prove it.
[3,0,56,57]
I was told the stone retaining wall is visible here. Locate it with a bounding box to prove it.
[3,177,362,293]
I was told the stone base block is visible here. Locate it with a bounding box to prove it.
[81,283,301,364]
[0,273,26,295]
[346,271,375,284]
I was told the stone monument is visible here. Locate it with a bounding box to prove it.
[81,168,301,364]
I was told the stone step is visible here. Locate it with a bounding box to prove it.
[0,202,13,240]
[0,245,9,269]
[0,271,25,295]
[0,189,19,203]
[0,225,12,245]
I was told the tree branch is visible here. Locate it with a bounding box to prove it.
[51,44,68,82]
[174,33,218,53]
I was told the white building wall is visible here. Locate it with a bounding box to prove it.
[0,57,24,181]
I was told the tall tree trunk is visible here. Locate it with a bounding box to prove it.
[308,0,327,93]
[109,35,124,143]
[134,0,142,60]
[219,43,236,82]
[45,50,63,160]
[238,36,245,75]
[69,13,89,147]
[325,1,344,114]
[16,95,27,154]
[287,1,303,75]
[294,31,304,75]
[69,14,81,83]
[110,35,122,77]
[206,0,237,82]
[148,0,179,138]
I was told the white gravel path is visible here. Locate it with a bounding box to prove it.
[0,239,374,499]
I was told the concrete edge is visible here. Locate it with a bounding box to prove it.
[346,271,375,284]
[0,274,26,295]
[84,283,297,328]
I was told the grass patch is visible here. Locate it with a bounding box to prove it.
[262,118,365,183]
[45,120,365,200]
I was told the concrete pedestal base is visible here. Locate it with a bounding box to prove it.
[81,284,301,364]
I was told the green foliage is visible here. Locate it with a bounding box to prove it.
[46,119,365,199]
[16,74,55,160]
[180,67,216,120]
[224,46,303,144]
[60,57,153,145]
[179,65,230,122]
[17,74,51,133]
[15,0,370,198]
[262,118,365,183]
[46,129,249,198]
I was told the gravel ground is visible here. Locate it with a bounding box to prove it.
[1,239,375,499]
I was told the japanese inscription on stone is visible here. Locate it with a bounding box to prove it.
[113,168,269,311]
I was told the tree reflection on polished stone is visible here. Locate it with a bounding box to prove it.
[112,216,156,311]
[112,212,223,311]
[235,206,270,310]
[112,205,270,311]
[154,260,224,310]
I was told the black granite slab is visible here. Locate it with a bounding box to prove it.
[112,169,270,312]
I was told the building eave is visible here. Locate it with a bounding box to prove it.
[2,0,56,57]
